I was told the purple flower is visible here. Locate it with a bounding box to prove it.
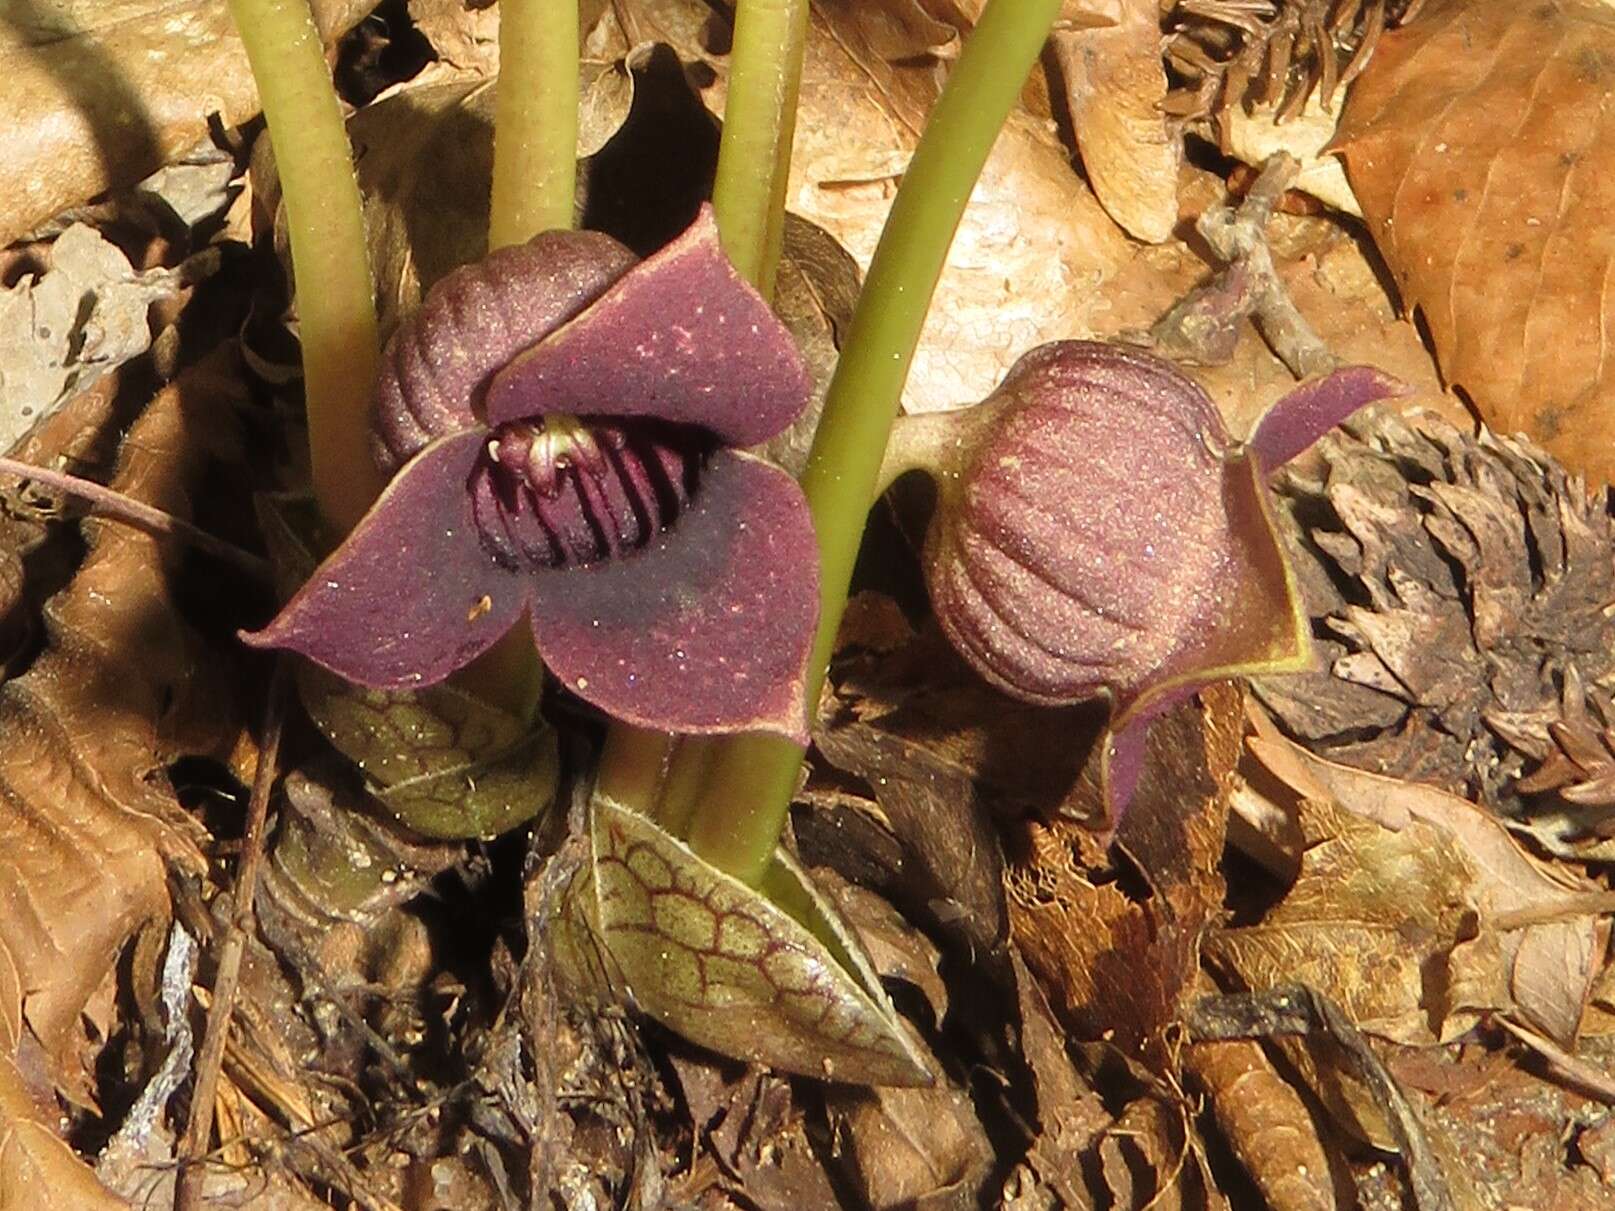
[245,209,819,743]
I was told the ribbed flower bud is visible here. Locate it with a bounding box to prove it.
[923,342,1236,705]
[909,340,1405,816]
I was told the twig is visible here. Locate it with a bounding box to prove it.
[1149,153,1338,378]
[175,659,290,1211]
[0,455,272,583]
[1492,890,1615,931]
[1495,1015,1615,1104]
[1187,985,1453,1211]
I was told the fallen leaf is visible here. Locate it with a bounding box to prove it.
[663,1058,843,1211]
[1006,951,1113,1209]
[0,224,199,453]
[0,0,373,248]
[1206,795,1501,1046]
[0,352,241,1202]
[761,211,864,476]
[1053,0,1180,243]
[1098,1094,1223,1211]
[1333,0,1615,483]
[842,0,962,61]
[1245,705,1606,1046]
[1223,97,1360,217]
[1184,1032,1340,1211]
[1005,684,1243,1069]
[824,1027,994,1210]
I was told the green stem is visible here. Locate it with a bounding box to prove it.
[489,0,580,248]
[593,0,806,818]
[228,0,382,536]
[711,0,809,296]
[685,0,1066,884]
[595,723,674,809]
[478,0,582,714]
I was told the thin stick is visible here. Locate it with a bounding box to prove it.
[1492,891,1615,931]
[1151,153,1337,378]
[175,659,290,1211]
[0,456,271,581]
[1495,1014,1615,1103]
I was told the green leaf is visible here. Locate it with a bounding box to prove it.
[556,796,931,1086]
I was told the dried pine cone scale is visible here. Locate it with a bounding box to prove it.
[1256,409,1615,831]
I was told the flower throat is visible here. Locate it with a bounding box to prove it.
[469,415,708,570]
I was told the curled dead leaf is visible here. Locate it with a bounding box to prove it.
[1006,684,1243,1069]
[1053,0,1180,243]
[0,225,201,454]
[1243,704,1606,1047]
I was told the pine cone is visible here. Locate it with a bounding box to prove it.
[1164,0,1424,123]
[1255,409,1615,828]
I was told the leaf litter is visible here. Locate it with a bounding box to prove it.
[8,0,1615,1207]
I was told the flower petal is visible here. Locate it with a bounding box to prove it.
[243,431,530,688]
[483,206,812,446]
[527,450,817,742]
[1246,365,1408,471]
[1091,452,1315,825]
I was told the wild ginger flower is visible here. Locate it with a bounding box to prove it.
[246,209,818,742]
[918,340,1406,813]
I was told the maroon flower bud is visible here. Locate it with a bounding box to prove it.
[914,340,1406,817]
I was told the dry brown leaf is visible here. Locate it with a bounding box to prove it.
[762,212,864,475]
[663,1061,842,1210]
[0,353,240,1202]
[813,715,1010,970]
[1246,707,1605,1046]
[1333,0,1615,483]
[1207,796,1498,1047]
[1003,951,1112,1210]
[0,374,126,667]
[0,225,195,453]
[1223,97,1359,217]
[843,0,962,61]
[1006,685,1243,1070]
[0,0,373,248]
[1183,1035,1338,1211]
[1053,0,1179,243]
[404,0,612,87]
[1098,1094,1224,1211]
[824,1030,994,1210]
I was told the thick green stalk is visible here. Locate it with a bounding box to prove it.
[711,0,809,296]
[685,0,1066,884]
[229,0,382,536]
[480,0,582,713]
[489,0,580,247]
[594,0,805,818]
